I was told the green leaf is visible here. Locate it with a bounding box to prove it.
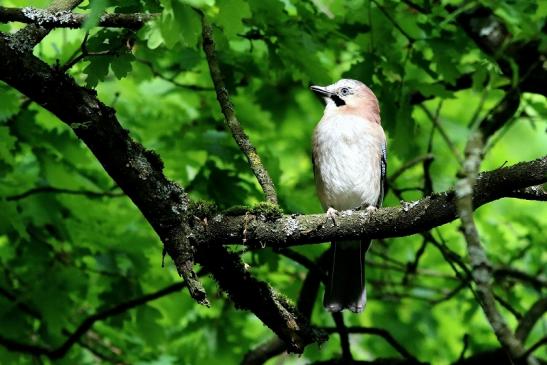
[172,2,201,47]
[178,0,215,8]
[83,0,110,30]
[0,127,16,164]
[0,86,20,122]
[136,305,166,346]
[216,0,251,37]
[0,201,29,240]
[84,56,110,88]
[111,53,136,79]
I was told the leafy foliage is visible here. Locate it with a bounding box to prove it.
[0,0,545,364]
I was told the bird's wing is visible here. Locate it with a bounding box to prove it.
[377,142,387,207]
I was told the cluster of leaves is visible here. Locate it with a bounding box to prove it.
[0,0,545,364]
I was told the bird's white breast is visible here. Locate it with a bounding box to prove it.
[313,115,383,210]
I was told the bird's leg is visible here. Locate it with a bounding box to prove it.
[326,207,338,226]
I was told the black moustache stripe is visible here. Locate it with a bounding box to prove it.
[331,94,346,107]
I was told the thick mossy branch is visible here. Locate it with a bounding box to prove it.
[0,31,323,350]
[0,32,207,306]
[0,6,157,29]
[194,156,547,248]
[196,245,326,353]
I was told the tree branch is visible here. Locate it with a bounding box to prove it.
[494,267,547,290]
[331,312,352,362]
[201,16,278,204]
[455,6,546,97]
[419,104,463,164]
[389,154,435,183]
[5,186,125,201]
[0,6,157,29]
[194,156,547,248]
[0,31,207,305]
[241,254,325,364]
[522,337,547,360]
[455,131,525,359]
[11,0,83,51]
[195,244,326,354]
[515,297,547,342]
[0,25,323,354]
[0,281,186,358]
[322,326,419,362]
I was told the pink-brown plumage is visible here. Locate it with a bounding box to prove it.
[310,79,387,313]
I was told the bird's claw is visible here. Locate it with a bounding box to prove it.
[357,204,377,213]
[326,207,338,226]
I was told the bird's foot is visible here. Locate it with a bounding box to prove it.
[358,204,377,213]
[325,302,343,312]
[326,207,338,226]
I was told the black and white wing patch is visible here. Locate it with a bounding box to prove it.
[377,143,387,207]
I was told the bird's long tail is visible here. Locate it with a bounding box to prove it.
[323,239,371,313]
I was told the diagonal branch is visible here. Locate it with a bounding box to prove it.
[455,131,525,359]
[5,186,124,201]
[0,31,207,305]
[321,326,418,362]
[201,16,278,204]
[241,251,328,364]
[515,297,547,342]
[0,26,322,354]
[0,6,157,29]
[196,245,326,353]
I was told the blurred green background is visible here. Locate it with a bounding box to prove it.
[0,0,545,364]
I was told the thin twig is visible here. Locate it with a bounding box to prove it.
[389,153,435,182]
[457,334,470,363]
[200,15,278,204]
[322,326,418,361]
[515,297,547,342]
[5,186,125,201]
[370,0,415,42]
[401,0,428,13]
[402,237,429,285]
[521,336,547,360]
[331,312,352,362]
[135,57,214,91]
[419,104,463,165]
[0,281,186,358]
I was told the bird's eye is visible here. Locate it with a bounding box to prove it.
[340,87,350,96]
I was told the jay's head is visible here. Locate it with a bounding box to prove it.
[310,79,380,123]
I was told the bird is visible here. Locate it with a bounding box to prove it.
[310,79,387,313]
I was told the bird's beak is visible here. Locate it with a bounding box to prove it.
[310,85,331,97]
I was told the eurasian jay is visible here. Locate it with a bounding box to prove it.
[311,79,387,313]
